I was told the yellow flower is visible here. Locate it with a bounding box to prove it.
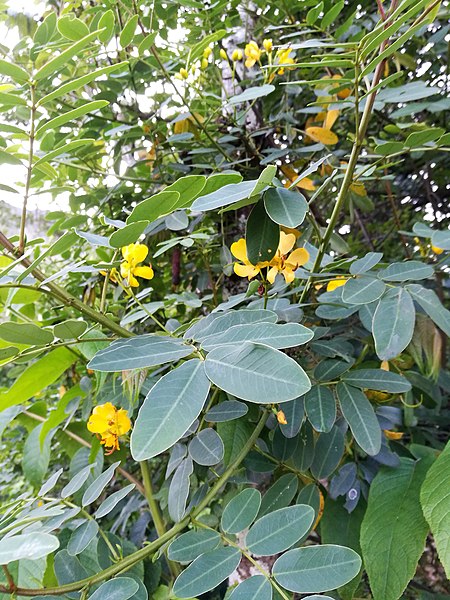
[383,430,404,440]
[232,49,243,62]
[230,238,264,280]
[178,67,188,79]
[244,41,261,68]
[276,409,287,425]
[203,47,212,59]
[87,402,131,454]
[263,38,273,52]
[120,243,154,288]
[219,48,228,60]
[431,244,443,255]
[276,47,295,74]
[266,231,309,284]
[326,276,347,292]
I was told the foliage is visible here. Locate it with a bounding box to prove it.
[0,0,449,599]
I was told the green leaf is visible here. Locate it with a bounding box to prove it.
[0,321,53,345]
[227,84,275,105]
[164,174,207,209]
[0,149,23,165]
[305,385,336,433]
[310,425,344,479]
[33,11,57,45]
[361,457,433,600]
[61,464,94,498]
[188,428,224,466]
[297,484,322,522]
[119,15,138,47]
[218,419,253,467]
[67,520,99,556]
[221,488,262,534]
[202,322,313,352]
[337,383,381,456]
[405,128,444,148]
[273,544,362,593]
[131,359,210,461]
[263,187,308,228]
[82,461,120,506]
[54,320,88,340]
[251,165,277,197]
[342,277,386,305]
[35,29,104,81]
[36,100,109,137]
[126,191,180,224]
[168,457,193,522]
[0,59,28,83]
[109,221,149,248]
[173,547,241,598]
[191,180,258,211]
[373,289,415,360]
[98,10,115,43]
[431,229,450,250]
[95,483,135,518]
[57,15,89,40]
[229,575,272,600]
[205,400,248,422]
[258,473,298,517]
[407,284,450,336]
[34,139,94,166]
[292,421,315,472]
[188,309,278,343]
[379,260,433,282]
[54,549,89,586]
[204,342,311,403]
[341,368,411,393]
[374,141,404,156]
[22,425,52,487]
[420,440,450,577]
[246,200,280,264]
[168,529,221,563]
[87,578,139,600]
[138,32,158,56]
[0,347,76,410]
[246,505,314,556]
[321,0,344,27]
[88,334,194,371]
[0,533,59,564]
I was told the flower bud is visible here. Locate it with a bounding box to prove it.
[203,46,212,58]
[263,38,273,52]
[219,48,228,60]
[232,49,243,61]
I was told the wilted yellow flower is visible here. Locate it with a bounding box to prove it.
[276,409,287,425]
[87,402,131,454]
[266,231,309,284]
[263,38,273,52]
[326,276,347,292]
[380,360,390,371]
[219,48,228,60]
[276,47,295,74]
[232,49,243,62]
[244,41,261,67]
[230,238,264,280]
[203,46,212,59]
[120,243,154,288]
[431,244,444,255]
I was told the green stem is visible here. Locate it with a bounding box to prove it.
[140,461,181,578]
[6,411,269,597]
[19,83,36,255]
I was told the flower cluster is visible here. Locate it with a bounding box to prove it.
[231,231,309,285]
[87,402,131,454]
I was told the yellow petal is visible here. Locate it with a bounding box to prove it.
[281,268,296,284]
[326,277,347,292]
[383,430,404,440]
[278,231,296,256]
[230,238,248,262]
[266,266,279,284]
[286,247,309,269]
[245,58,256,68]
[129,243,149,264]
[87,414,108,434]
[431,245,444,255]
[380,360,390,371]
[234,263,259,279]
[296,177,316,191]
[324,109,340,130]
[120,261,131,279]
[116,409,132,435]
[133,265,154,280]
[276,410,287,425]
[305,126,338,146]
[128,274,139,287]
